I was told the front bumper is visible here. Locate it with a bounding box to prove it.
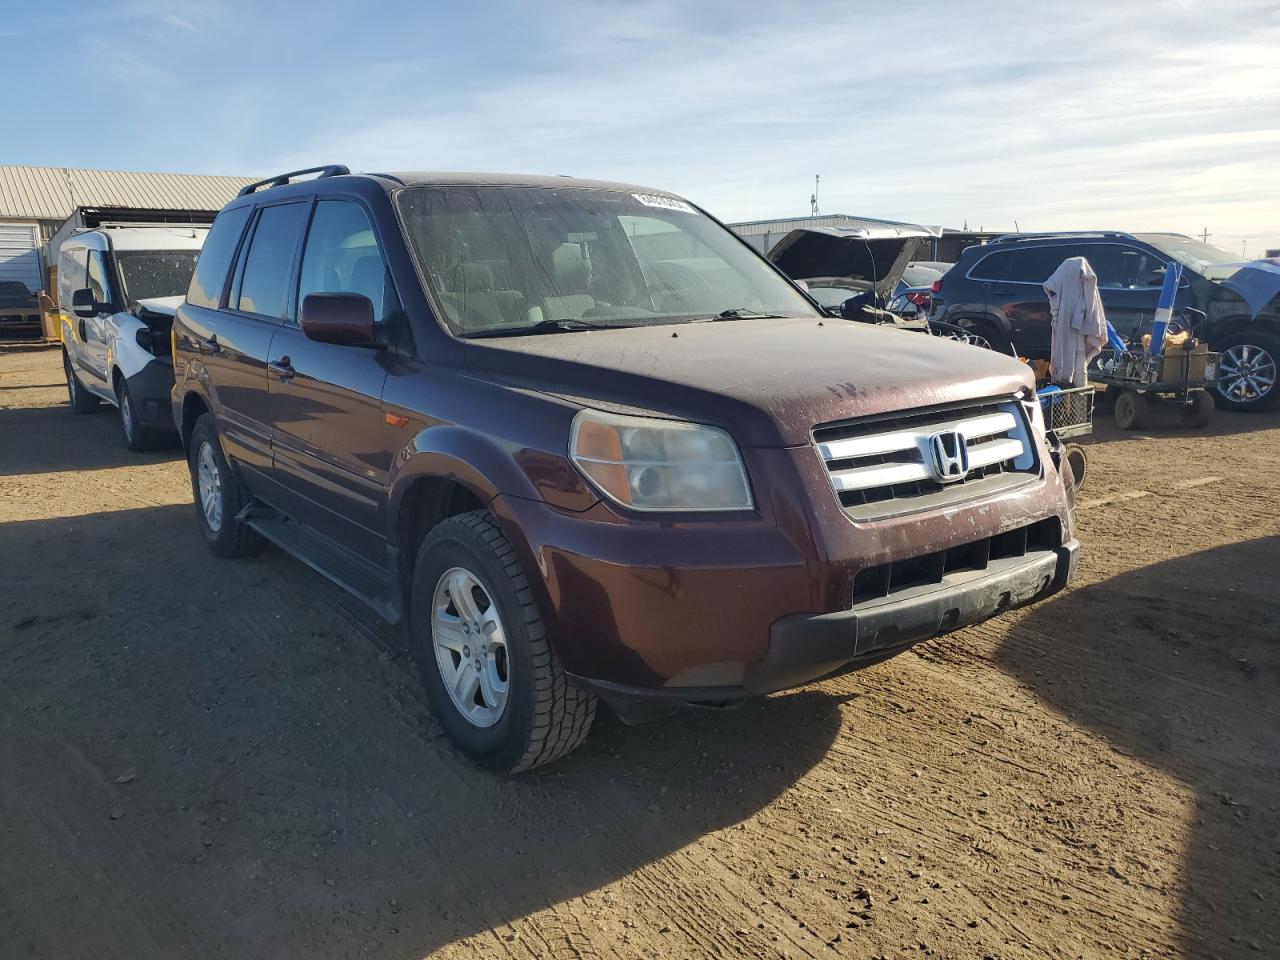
[570,540,1076,721]
[125,359,177,431]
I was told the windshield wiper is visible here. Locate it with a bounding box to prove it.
[705,308,788,321]
[463,318,640,338]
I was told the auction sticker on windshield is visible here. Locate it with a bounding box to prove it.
[632,194,699,215]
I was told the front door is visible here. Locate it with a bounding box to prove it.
[81,250,116,389]
[265,198,397,565]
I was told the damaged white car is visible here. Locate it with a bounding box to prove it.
[59,227,205,450]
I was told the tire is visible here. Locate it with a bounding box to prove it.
[116,378,155,452]
[410,511,596,773]
[1214,332,1280,412]
[188,414,265,558]
[1179,389,1215,429]
[64,351,99,414]
[1063,444,1088,490]
[1113,389,1147,430]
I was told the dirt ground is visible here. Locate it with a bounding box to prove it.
[1,344,1277,960]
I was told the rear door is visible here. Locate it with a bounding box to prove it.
[265,197,396,564]
[982,245,1069,357]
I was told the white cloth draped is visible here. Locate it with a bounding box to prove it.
[1043,257,1108,386]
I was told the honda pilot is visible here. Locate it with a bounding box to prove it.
[172,166,1078,771]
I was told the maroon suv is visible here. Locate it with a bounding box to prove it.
[171,166,1078,771]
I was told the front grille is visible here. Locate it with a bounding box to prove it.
[814,398,1038,520]
[852,517,1061,606]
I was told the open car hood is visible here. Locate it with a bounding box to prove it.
[132,296,184,317]
[767,225,933,302]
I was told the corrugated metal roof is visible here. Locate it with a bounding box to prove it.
[0,165,256,221]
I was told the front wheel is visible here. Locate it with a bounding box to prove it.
[410,511,596,772]
[1214,333,1279,411]
[1179,389,1215,428]
[117,379,156,452]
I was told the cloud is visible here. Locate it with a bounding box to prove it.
[260,0,1278,251]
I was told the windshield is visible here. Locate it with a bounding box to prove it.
[115,250,200,303]
[1135,234,1240,272]
[395,185,818,336]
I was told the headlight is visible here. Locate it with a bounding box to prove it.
[570,410,753,511]
[888,295,908,312]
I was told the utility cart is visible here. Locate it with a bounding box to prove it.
[1090,339,1218,430]
[1038,384,1094,489]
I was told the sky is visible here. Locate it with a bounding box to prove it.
[6,0,1280,255]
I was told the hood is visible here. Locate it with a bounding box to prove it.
[1220,259,1280,318]
[768,226,932,302]
[464,318,1034,447]
[132,295,184,317]
[1201,261,1249,282]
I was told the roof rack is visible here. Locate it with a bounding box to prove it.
[989,230,1136,244]
[237,164,350,197]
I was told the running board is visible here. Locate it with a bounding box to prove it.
[238,504,401,624]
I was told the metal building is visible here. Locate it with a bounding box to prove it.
[0,165,254,296]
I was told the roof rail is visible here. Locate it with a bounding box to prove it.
[237,164,351,197]
[989,230,1136,244]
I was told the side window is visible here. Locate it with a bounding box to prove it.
[237,202,310,319]
[188,205,252,308]
[87,251,114,306]
[1082,244,1165,291]
[58,248,88,307]
[298,200,387,321]
[969,250,1018,281]
[1009,246,1071,285]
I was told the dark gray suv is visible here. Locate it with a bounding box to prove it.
[930,231,1278,411]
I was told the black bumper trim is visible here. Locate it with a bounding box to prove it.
[571,540,1078,722]
[125,360,178,431]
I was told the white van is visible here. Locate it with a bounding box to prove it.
[59,227,206,450]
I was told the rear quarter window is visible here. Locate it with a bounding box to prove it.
[188,205,252,309]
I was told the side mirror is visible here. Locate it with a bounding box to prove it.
[300,293,377,347]
[71,288,98,318]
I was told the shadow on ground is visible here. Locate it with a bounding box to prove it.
[0,404,180,475]
[0,505,841,959]
[1001,537,1280,959]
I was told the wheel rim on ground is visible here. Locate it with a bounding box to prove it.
[1065,445,1087,489]
[1217,343,1276,404]
[431,566,510,728]
[120,390,134,442]
[196,441,223,532]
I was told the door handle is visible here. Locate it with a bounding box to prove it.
[268,357,295,380]
[194,333,220,354]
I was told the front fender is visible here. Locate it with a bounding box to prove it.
[386,423,598,542]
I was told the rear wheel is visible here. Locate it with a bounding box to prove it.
[188,414,265,558]
[1113,389,1148,430]
[64,352,99,414]
[410,511,596,772]
[1214,332,1279,411]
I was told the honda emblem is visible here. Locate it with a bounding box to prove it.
[928,430,969,482]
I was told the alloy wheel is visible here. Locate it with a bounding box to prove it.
[431,566,510,728]
[196,441,223,532]
[1218,343,1276,404]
